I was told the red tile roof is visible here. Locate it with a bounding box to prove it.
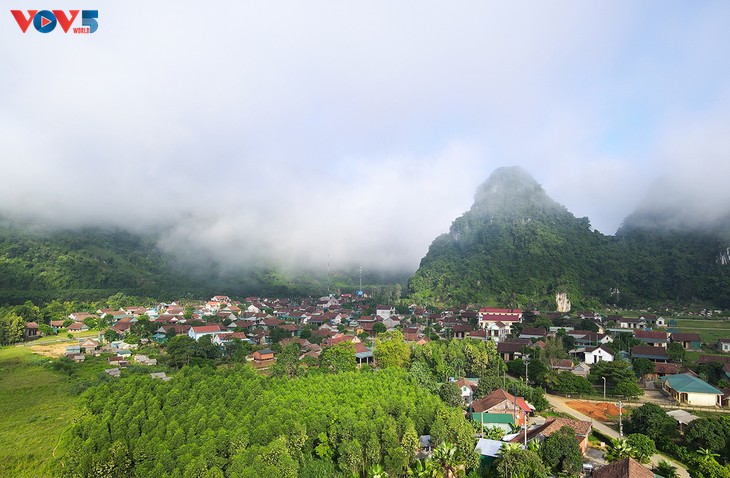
[593,457,653,478]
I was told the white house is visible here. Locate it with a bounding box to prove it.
[375,305,396,320]
[661,373,723,407]
[188,324,230,341]
[584,345,614,365]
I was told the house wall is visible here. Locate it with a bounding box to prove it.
[585,349,613,365]
[685,392,720,407]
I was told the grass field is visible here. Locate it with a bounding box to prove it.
[673,318,730,346]
[0,346,80,477]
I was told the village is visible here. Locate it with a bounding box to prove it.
[17,293,730,477]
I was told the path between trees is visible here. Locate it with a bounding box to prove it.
[545,394,690,478]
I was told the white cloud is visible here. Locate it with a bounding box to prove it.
[1,1,729,270]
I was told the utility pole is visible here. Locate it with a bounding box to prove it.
[524,354,529,384]
[602,376,606,400]
[618,400,623,438]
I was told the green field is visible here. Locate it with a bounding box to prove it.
[673,318,730,346]
[0,346,79,477]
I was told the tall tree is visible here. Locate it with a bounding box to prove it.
[540,425,583,476]
[374,331,410,369]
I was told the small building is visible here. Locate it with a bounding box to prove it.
[471,412,514,433]
[661,373,723,407]
[67,322,89,333]
[509,417,591,454]
[474,438,508,466]
[252,348,275,363]
[24,322,40,340]
[189,324,229,341]
[666,409,700,433]
[634,330,669,348]
[105,368,121,377]
[670,333,702,351]
[354,343,373,367]
[455,378,479,399]
[594,457,653,478]
[718,338,730,353]
[496,339,531,361]
[584,345,615,364]
[471,389,532,426]
[631,345,669,363]
[519,328,547,340]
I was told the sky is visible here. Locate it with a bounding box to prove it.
[1,1,730,272]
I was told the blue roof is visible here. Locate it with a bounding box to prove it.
[661,373,723,395]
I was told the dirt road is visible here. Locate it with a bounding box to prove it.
[546,394,689,478]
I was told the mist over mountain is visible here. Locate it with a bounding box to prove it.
[410,167,730,308]
[0,218,408,304]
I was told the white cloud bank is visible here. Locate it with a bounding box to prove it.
[1,1,729,271]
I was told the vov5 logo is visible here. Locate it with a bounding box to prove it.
[11,10,98,34]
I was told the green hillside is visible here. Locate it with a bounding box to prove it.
[410,167,730,309]
[0,221,406,304]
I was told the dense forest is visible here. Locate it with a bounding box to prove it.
[410,167,730,308]
[56,366,473,478]
[0,220,407,304]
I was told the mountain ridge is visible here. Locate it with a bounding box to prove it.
[409,167,730,308]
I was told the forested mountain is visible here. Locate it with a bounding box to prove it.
[0,220,406,304]
[409,167,730,308]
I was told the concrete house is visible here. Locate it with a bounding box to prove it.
[584,345,614,365]
[661,373,723,407]
[670,333,702,351]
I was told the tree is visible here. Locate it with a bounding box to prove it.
[368,463,389,478]
[319,342,356,373]
[605,438,634,463]
[431,442,465,478]
[165,335,198,368]
[373,322,387,335]
[103,329,119,343]
[494,445,549,478]
[684,418,729,455]
[589,360,637,388]
[653,460,679,478]
[625,433,656,464]
[269,327,292,344]
[540,425,583,476]
[374,331,410,369]
[626,403,677,443]
[439,382,463,408]
[667,342,686,362]
[409,361,439,394]
[15,300,43,323]
[271,343,302,378]
[338,438,364,476]
[689,456,730,478]
[632,358,655,379]
[614,379,643,398]
[0,313,25,345]
[543,371,593,394]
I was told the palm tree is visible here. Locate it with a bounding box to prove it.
[604,439,634,463]
[496,442,523,459]
[697,448,720,462]
[368,463,389,478]
[483,426,506,440]
[432,442,466,478]
[408,458,439,478]
[652,460,679,478]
